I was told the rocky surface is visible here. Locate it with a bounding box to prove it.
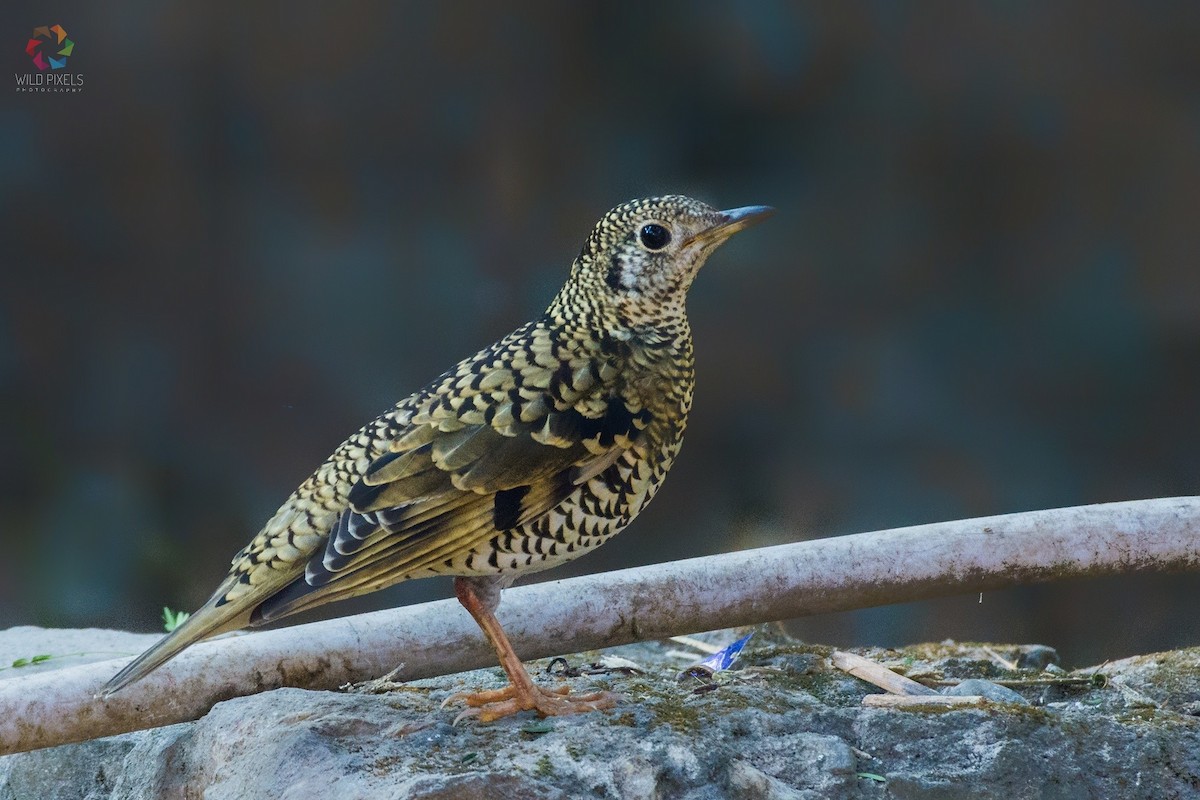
[1,625,1199,799]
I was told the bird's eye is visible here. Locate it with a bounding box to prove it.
[639,223,671,250]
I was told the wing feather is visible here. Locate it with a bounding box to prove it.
[249,384,649,625]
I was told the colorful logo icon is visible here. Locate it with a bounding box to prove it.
[25,24,74,71]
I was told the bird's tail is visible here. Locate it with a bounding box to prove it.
[97,587,256,698]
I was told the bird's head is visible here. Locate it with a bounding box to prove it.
[556,195,773,331]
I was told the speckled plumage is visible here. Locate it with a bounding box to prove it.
[102,195,771,700]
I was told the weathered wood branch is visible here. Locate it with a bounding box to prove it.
[2,496,1197,755]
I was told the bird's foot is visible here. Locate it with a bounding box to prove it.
[444,682,620,724]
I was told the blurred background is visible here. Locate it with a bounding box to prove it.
[2,2,1198,667]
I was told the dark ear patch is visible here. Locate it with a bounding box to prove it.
[605,254,624,291]
[493,485,532,530]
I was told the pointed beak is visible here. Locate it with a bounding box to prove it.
[688,205,776,246]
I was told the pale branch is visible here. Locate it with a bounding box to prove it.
[830,651,939,696]
[2,496,1198,756]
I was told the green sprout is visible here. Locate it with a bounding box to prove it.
[9,654,53,669]
[162,607,191,633]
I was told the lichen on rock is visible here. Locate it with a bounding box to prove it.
[1,625,1198,798]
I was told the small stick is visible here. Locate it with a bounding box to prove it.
[831,651,940,696]
[862,694,985,708]
[923,676,1100,688]
[668,635,724,654]
[982,646,1018,671]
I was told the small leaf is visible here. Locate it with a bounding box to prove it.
[162,607,191,633]
[520,720,554,736]
[30,654,53,664]
[857,772,887,783]
[11,658,29,668]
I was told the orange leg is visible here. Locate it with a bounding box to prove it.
[445,576,620,723]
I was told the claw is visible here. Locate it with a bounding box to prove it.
[444,681,621,724]
[440,691,469,710]
[452,706,482,726]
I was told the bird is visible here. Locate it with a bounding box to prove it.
[100,195,773,722]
